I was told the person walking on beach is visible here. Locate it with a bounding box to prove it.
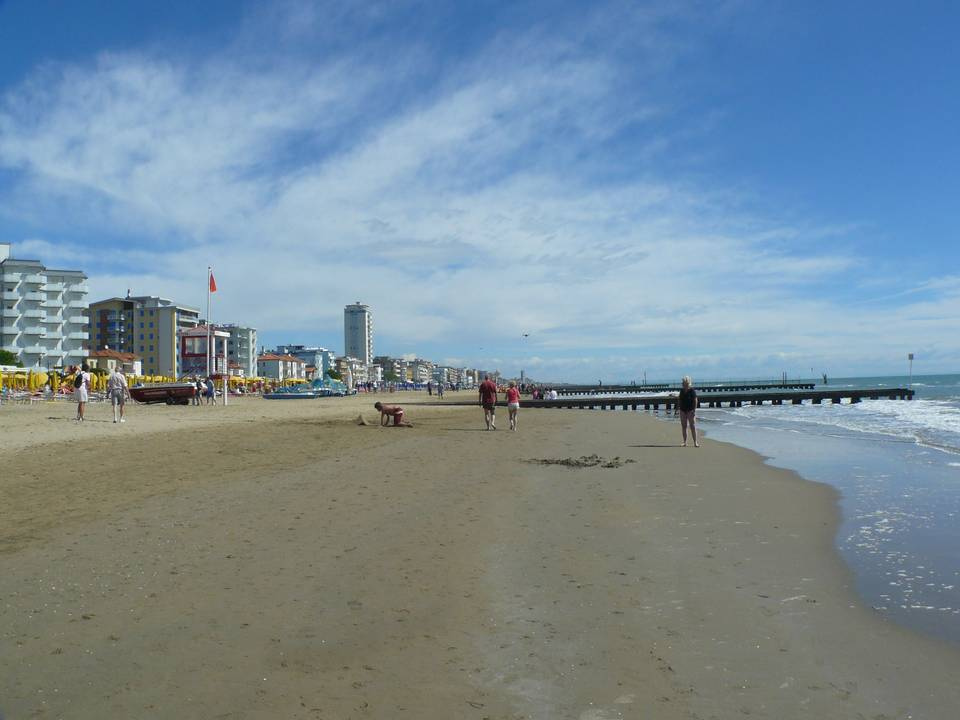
[676,375,699,447]
[74,362,91,422]
[205,376,216,405]
[374,401,413,427]
[193,377,203,406]
[479,374,498,430]
[106,366,130,423]
[506,380,521,431]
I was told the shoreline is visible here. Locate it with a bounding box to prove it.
[2,395,959,717]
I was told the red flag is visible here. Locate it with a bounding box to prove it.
[209,272,217,293]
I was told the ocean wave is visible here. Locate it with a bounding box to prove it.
[705,398,960,456]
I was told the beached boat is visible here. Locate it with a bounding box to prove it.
[129,382,197,405]
[263,379,349,399]
[263,388,320,400]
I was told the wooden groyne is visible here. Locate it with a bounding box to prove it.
[423,388,914,411]
[555,382,815,396]
[522,388,914,410]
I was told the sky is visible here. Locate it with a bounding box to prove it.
[1,0,958,382]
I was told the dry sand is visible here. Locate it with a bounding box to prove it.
[1,392,959,719]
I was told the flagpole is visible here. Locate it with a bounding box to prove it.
[206,266,212,377]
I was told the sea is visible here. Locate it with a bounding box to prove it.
[619,374,960,646]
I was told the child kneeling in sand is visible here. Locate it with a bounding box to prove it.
[374,402,413,427]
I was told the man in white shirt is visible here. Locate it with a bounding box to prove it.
[107,366,130,423]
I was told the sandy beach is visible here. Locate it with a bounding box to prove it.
[2,393,959,719]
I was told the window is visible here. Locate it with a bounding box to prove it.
[148,333,153,340]
[149,310,154,316]
[140,346,144,352]
[148,322,153,328]
[140,322,144,328]
[139,310,144,317]
[149,345,153,352]
[139,333,144,340]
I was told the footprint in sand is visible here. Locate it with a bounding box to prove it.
[578,710,621,720]
[578,695,635,720]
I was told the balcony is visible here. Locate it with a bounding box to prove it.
[43,282,64,292]
[1,290,19,301]
[23,326,45,335]
[68,331,89,340]
[67,300,87,309]
[1,324,17,334]
[42,315,62,324]
[67,315,86,324]
[69,284,90,294]
[2,308,19,319]
[23,309,44,319]
[24,292,44,301]
[23,345,45,354]
[23,274,44,284]
[42,298,63,308]
[44,330,63,339]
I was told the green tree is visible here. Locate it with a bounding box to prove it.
[326,368,342,380]
[383,370,399,383]
[0,349,23,367]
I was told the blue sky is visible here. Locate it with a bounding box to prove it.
[1,0,957,381]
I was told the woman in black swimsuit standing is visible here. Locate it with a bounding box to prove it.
[677,375,699,447]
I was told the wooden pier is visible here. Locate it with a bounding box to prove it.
[425,388,914,411]
[555,382,815,396]
[521,388,913,411]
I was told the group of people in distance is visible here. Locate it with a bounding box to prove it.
[192,376,218,405]
[373,374,521,431]
[72,361,130,424]
[478,374,520,431]
[371,373,699,446]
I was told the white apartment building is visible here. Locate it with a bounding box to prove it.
[335,355,367,388]
[275,345,336,378]
[0,242,89,369]
[365,363,383,384]
[409,358,433,384]
[257,353,306,381]
[373,355,409,383]
[344,302,373,365]
[222,324,258,377]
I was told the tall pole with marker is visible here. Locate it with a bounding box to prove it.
[908,352,914,388]
[207,267,217,377]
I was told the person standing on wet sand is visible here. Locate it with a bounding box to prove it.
[676,375,699,447]
[479,374,498,430]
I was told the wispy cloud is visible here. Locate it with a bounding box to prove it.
[0,0,956,379]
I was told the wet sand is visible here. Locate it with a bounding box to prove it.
[2,393,959,719]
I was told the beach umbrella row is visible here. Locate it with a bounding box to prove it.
[0,369,307,394]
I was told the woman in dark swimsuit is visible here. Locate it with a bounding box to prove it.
[677,375,699,447]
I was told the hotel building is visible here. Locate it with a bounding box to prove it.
[275,345,336,379]
[0,242,89,369]
[88,295,200,377]
[222,324,258,377]
[344,302,373,366]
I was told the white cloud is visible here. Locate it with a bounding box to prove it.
[1,1,957,380]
